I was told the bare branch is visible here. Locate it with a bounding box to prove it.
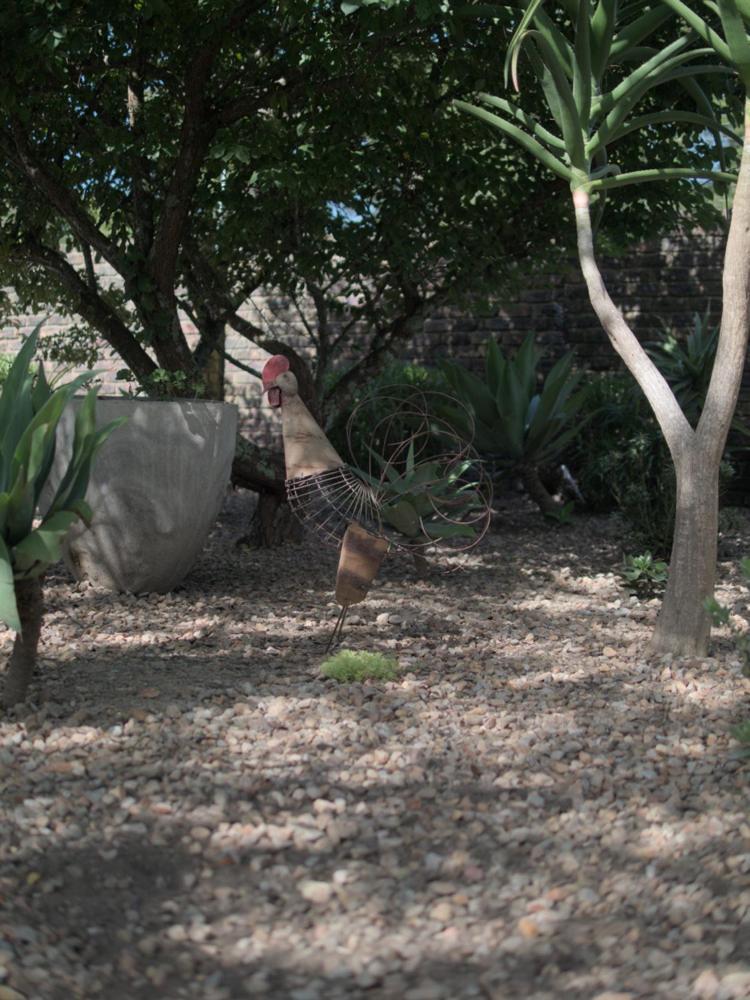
[572,189,692,456]
[4,124,126,276]
[16,236,156,381]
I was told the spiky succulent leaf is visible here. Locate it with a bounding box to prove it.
[0,535,20,632]
[12,512,79,579]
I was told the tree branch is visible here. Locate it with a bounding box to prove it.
[324,284,425,410]
[698,99,750,463]
[147,46,217,302]
[4,124,126,276]
[16,236,157,382]
[127,24,155,260]
[572,188,692,457]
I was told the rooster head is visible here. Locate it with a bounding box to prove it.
[262,355,295,408]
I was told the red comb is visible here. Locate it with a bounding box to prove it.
[261,355,290,386]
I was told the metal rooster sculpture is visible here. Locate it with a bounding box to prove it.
[262,354,490,648]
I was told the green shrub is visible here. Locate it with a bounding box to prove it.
[621,552,669,597]
[569,373,677,555]
[705,557,750,678]
[320,649,399,682]
[0,355,13,385]
[704,559,750,759]
[647,310,719,428]
[326,360,448,468]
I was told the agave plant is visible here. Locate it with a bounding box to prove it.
[440,334,590,514]
[360,440,487,545]
[0,328,124,707]
[648,310,719,425]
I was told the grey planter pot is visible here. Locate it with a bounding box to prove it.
[45,398,238,593]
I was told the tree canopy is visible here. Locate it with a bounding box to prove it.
[0,0,736,494]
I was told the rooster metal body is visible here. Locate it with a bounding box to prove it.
[262,354,491,649]
[262,355,389,647]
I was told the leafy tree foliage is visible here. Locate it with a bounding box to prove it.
[0,0,734,508]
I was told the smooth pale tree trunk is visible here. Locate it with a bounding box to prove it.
[2,576,44,708]
[571,99,750,656]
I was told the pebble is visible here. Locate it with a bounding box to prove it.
[2,493,749,999]
[299,880,333,905]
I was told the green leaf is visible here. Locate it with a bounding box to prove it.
[573,0,593,125]
[68,499,93,527]
[423,521,477,540]
[0,535,20,632]
[453,101,573,183]
[610,5,675,60]
[485,338,506,398]
[505,0,549,88]
[382,499,421,536]
[718,0,750,87]
[521,28,586,167]
[658,0,733,63]
[476,93,567,150]
[441,360,497,428]
[31,360,52,413]
[514,333,540,402]
[588,166,737,193]
[0,324,41,437]
[592,110,740,154]
[405,439,415,476]
[12,511,77,577]
[590,0,617,82]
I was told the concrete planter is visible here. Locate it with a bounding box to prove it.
[45,398,238,593]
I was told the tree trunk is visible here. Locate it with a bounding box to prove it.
[204,347,224,401]
[649,448,719,656]
[519,464,561,516]
[2,576,44,709]
[571,102,750,656]
[237,491,304,548]
[651,99,750,655]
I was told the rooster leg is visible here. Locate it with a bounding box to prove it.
[326,604,349,653]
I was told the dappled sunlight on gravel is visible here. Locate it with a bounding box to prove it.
[1,490,749,999]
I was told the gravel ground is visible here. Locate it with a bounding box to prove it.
[1,491,749,1000]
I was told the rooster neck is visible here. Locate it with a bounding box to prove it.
[281,394,344,479]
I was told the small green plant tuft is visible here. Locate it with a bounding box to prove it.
[621,552,668,596]
[704,559,750,759]
[729,721,750,759]
[544,500,575,526]
[321,649,399,683]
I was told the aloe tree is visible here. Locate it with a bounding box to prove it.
[456,0,750,656]
[1,329,123,707]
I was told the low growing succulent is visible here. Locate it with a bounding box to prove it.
[620,552,669,597]
[358,440,485,544]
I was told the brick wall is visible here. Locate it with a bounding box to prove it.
[414,231,727,372]
[3,231,745,478]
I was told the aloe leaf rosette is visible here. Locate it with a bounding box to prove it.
[0,326,124,632]
[346,386,493,551]
[440,333,591,470]
[455,0,740,199]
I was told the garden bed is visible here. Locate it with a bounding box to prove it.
[1,490,749,1000]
